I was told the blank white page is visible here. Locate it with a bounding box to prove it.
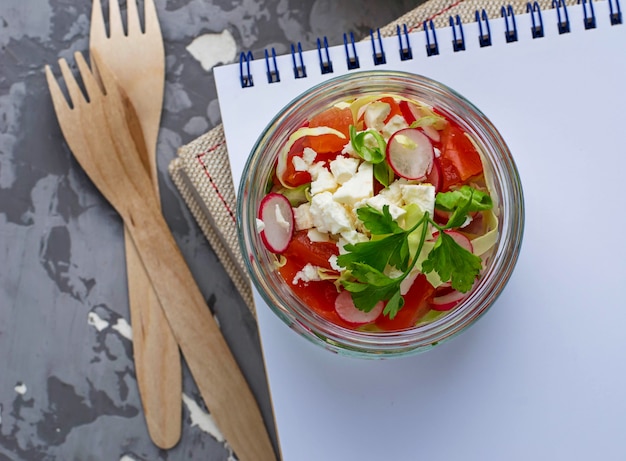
[214,3,626,459]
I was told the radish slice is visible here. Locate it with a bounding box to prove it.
[398,100,441,142]
[420,125,441,143]
[386,128,434,180]
[258,193,294,253]
[425,157,442,192]
[335,290,383,324]
[399,99,421,124]
[431,289,467,311]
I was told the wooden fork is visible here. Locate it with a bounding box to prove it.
[44,52,276,461]
[88,0,180,449]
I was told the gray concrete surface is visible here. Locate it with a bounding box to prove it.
[0,0,420,459]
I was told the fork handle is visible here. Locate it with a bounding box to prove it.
[123,196,276,461]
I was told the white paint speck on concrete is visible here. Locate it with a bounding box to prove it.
[182,393,225,442]
[186,30,237,71]
[112,317,133,341]
[87,312,109,331]
[14,382,27,395]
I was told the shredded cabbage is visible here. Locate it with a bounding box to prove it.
[471,210,499,257]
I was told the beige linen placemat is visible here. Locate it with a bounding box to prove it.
[168,0,567,315]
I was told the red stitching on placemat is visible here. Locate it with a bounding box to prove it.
[407,0,466,32]
[196,142,237,223]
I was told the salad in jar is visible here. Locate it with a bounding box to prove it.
[255,93,499,333]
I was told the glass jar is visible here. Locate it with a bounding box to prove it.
[237,70,524,358]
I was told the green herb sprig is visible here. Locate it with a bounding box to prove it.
[349,126,394,187]
[337,186,492,318]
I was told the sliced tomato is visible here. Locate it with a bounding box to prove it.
[278,253,355,329]
[281,137,312,187]
[438,124,484,191]
[375,274,435,331]
[282,230,339,270]
[305,107,353,153]
[398,99,421,124]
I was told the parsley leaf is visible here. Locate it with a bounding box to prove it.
[356,205,403,235]
[337,192,490,319]
[337,232,408,272]
[421,231,483,292]
[383,290,405,319]
[343,263,402,311]
[337,206,430,316]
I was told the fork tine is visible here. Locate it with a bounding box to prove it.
[109,0,125,36]
[126,0,141,35]
[90,0,107,42]
[74,52,103,102]
[90,50,120,99]
[144,0,161,34]
[44,65,71,114]
[58,58,86,108]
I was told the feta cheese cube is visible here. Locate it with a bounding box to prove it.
[307,228,330,242]
[293,203,313,230]
[380,178,412,206]
[382,114,409,139]
[401,184,436,216]
[339,229,368,245]
[309,191,353,234]
[302,147,317,165]
[309,163,338,195]
[364,101,391,131]
[292,147,318,172]
[292,263,322,285]
[363,194,406,221]
[333,162,373,206]
[328,254,341,271]
[341,141,356,157]
[329,156,359,185]
[292,155,308,172]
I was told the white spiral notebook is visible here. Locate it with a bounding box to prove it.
[214,2,626,460]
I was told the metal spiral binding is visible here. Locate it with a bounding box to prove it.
[449,15,466,51]
[527,2,545,38]
[316,37,333,74]
[609,0,622,24]
[552,0,571,33]
[264,48,279,84]
[423,20,439,56]
[370,28,386,65]
[579,0,597,29]
[239,0,624,88]
[239,51,253,88]
[291,42,306,78]
[396,24,413,61]
[475,9,492,47]
[501,5,518,42]
[343,32,360,70]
